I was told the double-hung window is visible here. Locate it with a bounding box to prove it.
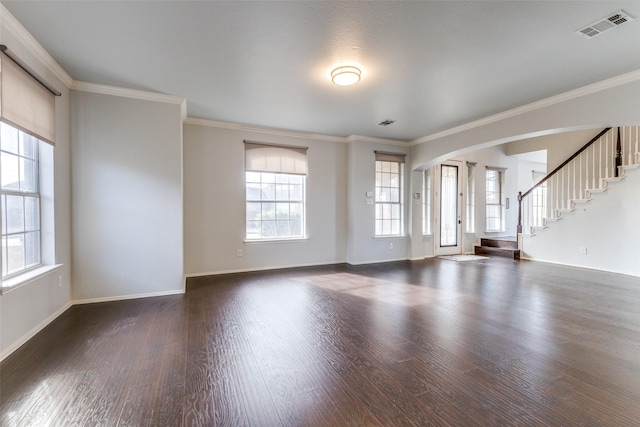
[485,167,505,232]
[1,124,41,277]
[1,48,57,280]
[375,151,405,236]
[245,142,307,240]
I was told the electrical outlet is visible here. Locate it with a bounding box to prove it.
[58,275,63,288]
[237,249,243,257]
[390,242,394,250]
[579,247,587,255]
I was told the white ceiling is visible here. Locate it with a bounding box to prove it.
[3,1,640,142]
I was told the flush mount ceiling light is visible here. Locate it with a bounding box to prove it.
[331,66,361,86]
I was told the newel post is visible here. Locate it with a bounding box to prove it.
[516,191,523,239]
[615,127,622,177]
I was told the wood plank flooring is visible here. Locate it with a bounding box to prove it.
[2,257,640,426]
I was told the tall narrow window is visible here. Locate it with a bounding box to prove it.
[423,168,431,235]
[531,170,547,227]
[466,162,476,233]
[245,142,307,240]
[1,49,57,280]
[1,124,41,277]
[375,152,405,236]
[485,167,505,232]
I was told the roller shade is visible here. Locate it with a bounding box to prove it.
[1,52,56,145]
[375,151,406,163]
[245,141,307,175]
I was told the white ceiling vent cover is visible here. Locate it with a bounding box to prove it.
[577,10,634,38]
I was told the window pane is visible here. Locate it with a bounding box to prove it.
[246,182,262,201]
[275,203,290,220]
[246,202,261,221]
[1,152,20,190]
[21,133,38,159]
[1,236,6,276]
[290,184,302,201]
[246,171,262,183]
[25,231,40,267]
[1,195,5,235]
[24,196,40,231]
[6,233,25,275]
[246,220,261,239]
[390,162,399,173]
[275,221,290,237]
[275,184,289,200]
[260,183,275,200]
[20,158,37,192]
[275,174,289,184]
[6,195,25,234]
[261,221,276,238]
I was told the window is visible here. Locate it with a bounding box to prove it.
[245,142,306,240]
[531,171,547,227]
[466,162,476,233]
[1,49,57,281]
[423,168,431,235]
[375,152,405,236]
[1,124,41,277]
[485,167,505,232]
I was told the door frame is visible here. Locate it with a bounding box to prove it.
[434,160,464,256]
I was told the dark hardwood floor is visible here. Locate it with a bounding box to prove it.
[2,257,640,426]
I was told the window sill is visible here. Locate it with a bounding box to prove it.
[244,237,308,245]
[373,235,406,240]
[1,264,62,295]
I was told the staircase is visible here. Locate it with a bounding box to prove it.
[517,126,639,238]
[475,237,520,259]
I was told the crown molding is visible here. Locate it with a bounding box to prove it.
[184,117,410,146]
[0,3,73,88]
[411,68,640,146]
[71,81,187,120]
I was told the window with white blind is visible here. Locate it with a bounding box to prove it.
[1,47,58,281]
[245,142,307,240]
[375,151,405,236]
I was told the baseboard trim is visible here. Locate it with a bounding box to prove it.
[0,301,72,362]
[346,257,410,266]
[184,260,349,279]
[72,289,185,306]
[519,256,640,278]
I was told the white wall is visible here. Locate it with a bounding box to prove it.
[0,11,73,359]
[522,167,640,276]
[346,140,410,264]
[183,122,348,275]
[410,75,640,171]
[71,91,184,301]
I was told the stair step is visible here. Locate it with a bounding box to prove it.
[544,217,561,222]
[531,225,548,231]
[557,208,575,214]
[475,245,520,260]
[571,198,591,205]
[586,188,607,194]
[603,176,625,183]
[480,237,517,249]
[622,164,640,171]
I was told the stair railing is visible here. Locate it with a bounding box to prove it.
[517,127,616,242]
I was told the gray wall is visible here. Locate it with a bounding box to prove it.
[183,123,348,275]
[71,91,184,301]
[0,17,72,358]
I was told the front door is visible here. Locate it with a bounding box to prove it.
[435,161,463,255]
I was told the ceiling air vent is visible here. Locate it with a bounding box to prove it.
[378,120,395,126]
[577,10,634,38]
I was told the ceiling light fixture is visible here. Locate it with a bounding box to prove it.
[331,66,361,86]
